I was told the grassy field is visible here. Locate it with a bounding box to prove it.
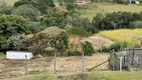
[5,0,19,6]
[88,71,142,80]
[13,71,142,80]
[80,3,142,20]
[98,29,142,44]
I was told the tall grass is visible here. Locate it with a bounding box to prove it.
[98,29,142,46]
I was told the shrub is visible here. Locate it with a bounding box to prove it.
[67,50,82,56]
[0,6,14,15]
[64,0,76,11]
[66,27,90,37]
[130,21,142,28]
[82,41,95,56]
[30,22,45,33]
[99,41,129,52]
[29,27,68,56]
[41,9,70,28]
[72,17,97,33]
[13,4,40,21]
[0,15,30,49]
[14,0,55,14]
[7,34,29,51]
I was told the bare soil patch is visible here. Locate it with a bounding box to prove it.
[81,35,113,49]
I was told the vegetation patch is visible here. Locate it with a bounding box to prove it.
[98,29,142,47]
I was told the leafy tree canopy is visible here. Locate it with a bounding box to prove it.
[0,14,30,48]
[14,0,55,14]
[13,4,40,21]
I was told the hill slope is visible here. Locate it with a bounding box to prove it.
[5,0,19,6]
[80,3,142,19]
[98,29,142,44]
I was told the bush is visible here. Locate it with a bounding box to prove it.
[72,17,97,33]
[130,21,142,28]
[0,6,14,15]
[0,15,30,49]
[13,4,40,21]
[99,41,129,52]
[29,27,68,56]
[40,9,70,28]
[66,27,90,37]
[14,0,55,14]
[83,41,95,56]
[30,22,45,33]
[66,50,82,56]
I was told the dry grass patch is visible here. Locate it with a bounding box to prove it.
[0,54,109,79]
[98,29,142,44]
[5,0,19,6]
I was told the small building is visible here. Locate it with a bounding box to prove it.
[6,51,33,60]
[76,0,92,4]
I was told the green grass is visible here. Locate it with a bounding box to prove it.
[5,0,19,6]
[15,74,58,80]
[80,3,142,20]
[98,29,142,44]
[88,71,142,80]
[13,71,142,80]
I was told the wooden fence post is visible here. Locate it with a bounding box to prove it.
[54,52,56,74]
[120,57,123,72]
[137,56,139,64]
[25,55,28,75]
[82,53,85,72]
[132,49,135,65]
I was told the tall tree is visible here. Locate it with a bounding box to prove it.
[14,0,55,14]
[0,15,30,49]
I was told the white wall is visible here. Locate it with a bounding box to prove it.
[6,51,33,60]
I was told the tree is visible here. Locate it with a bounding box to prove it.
[14,0,55,14]
[7,34,29,51]
[29,27,68,56]
[41,8,70,28]
[13,4,40,21]
[92,12,137,30]
[0,15,30,49]
[0,6,13,15]
[58,0,77,11]
[66,27,90,37]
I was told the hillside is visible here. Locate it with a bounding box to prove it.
[80,3,142,19]
[5,0,19,6]
[81,35,113,49]
[98,29,142,44]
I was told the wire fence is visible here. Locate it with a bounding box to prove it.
[0,54,109,79]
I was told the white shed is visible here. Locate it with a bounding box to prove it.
[6,51,33,60]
